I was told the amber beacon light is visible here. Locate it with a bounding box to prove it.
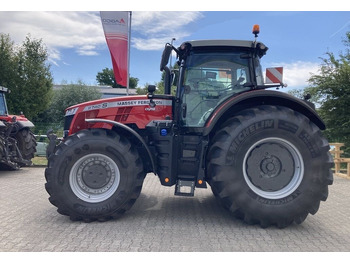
[252,24,260,37]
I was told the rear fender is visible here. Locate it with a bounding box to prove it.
[16,120,35,129]
[203,90,325,136]
[9,120,35,136]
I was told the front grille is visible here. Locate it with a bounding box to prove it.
[64,115,74,131]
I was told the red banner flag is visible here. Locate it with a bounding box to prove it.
[100,11,130,88]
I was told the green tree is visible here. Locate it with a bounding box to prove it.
[136,82,149,95]
[306,31,350,156]
[129,76,139,89]
[0,34,16,89]
[136,62,179,95]
[96,67,139,88]
[0,34,53,120]
[96,67,116,87]
[43,81,102,124]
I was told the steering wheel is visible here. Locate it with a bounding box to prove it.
[187,78,206,89]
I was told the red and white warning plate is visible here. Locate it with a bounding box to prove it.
[266,67,283,84]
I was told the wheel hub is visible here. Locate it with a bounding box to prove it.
[247,143,294,192]
[260,155,282,178]
[243,138,304,199]
[70,153,120,203]
[81,161,111,189]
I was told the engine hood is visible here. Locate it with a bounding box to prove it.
[65,95,149,115]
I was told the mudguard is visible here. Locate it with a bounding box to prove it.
[16,120,35,129]
[203,89,325,136]
[47,119,156,173]
[85,118,156,172]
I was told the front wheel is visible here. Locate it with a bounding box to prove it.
[45,129,145,222]
[207,106,333,228]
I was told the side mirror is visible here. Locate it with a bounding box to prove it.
[160,44,172,71]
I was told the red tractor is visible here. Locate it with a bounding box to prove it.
[0,86,37,170]
[45,27,333,228]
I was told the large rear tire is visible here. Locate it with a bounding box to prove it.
[15,128,37,166]
[207,105,333,228]
[45,129,145,222]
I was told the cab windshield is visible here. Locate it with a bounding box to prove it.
[181,51,251,127]
[0,92,8,115]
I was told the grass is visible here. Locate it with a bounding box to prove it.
[32,156,48,166]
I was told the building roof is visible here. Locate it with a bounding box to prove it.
[53,85,137,98]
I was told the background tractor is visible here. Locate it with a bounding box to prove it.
[45,26,333,228]
[0,86,37,170]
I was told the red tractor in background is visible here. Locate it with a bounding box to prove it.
[45,26,333,228]
[0,86,37,170]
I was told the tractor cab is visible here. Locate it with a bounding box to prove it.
[158,27,273,129]
[0,86,9,116]
[175,40,267,127]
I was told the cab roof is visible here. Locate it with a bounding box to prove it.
[180,40,268,58]
[183,40,263,48]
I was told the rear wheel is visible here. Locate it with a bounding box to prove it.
[207,105,333,228]
[15,128,37,166]
[45,129,145,222]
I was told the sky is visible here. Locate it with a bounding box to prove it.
[1,1,350,91]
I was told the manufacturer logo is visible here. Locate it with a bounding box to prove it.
[82,99,172,112]
[102,18,126,25]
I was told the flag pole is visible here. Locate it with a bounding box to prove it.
[127,11,132,96]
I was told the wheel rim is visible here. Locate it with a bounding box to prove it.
[243,137,304,199]
[69,153,120,203]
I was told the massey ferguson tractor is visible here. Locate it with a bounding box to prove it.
[45,26,333,228]
[0,86,37,170]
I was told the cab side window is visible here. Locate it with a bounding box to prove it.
[182,52,250,127]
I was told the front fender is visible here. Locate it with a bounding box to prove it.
[85,118,156,173]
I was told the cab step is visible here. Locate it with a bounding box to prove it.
[175,179,195,196]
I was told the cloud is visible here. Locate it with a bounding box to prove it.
[131,11,203,50]
[133,11,202,35]
[47,47,61,66]
[0,11,203,65]
[0,11,104,50]
[132,34,188,51]
[76,45,99,56]
[264,61,320,89]
[0,11,105,66]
